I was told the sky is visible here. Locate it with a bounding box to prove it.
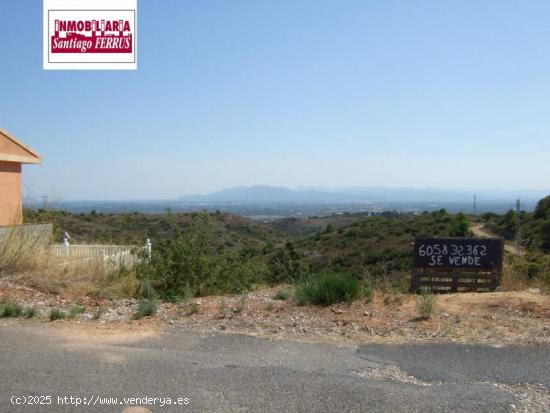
[1,0,550,200]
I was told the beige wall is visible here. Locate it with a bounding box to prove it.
[0,137,31,157]
[0,161,22,225]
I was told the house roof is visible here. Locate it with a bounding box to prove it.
[0,128,41,164]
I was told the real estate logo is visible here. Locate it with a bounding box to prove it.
[43,0,137,70]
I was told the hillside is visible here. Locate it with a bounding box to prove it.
[23,209,286,249]
[270,210,463,290]
[481,195,550,253]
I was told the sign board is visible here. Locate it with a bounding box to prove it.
[414,237,503,270]
[43,0,137,70]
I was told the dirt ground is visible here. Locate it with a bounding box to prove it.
[1,280,549,345]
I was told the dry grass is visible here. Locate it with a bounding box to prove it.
[501,254,550,293]
[0,225,49,273]
[1,227,139,298]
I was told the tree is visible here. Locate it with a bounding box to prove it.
[540,219,550,252]
[534,195,550,220]
[450,213,469,237]
[500,209,518,239]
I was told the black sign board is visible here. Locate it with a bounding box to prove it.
[414,237,503,270]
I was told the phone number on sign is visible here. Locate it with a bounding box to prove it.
[418,243,490,266]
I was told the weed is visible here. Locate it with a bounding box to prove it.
[265,301,274,311]
[69,305,86,318]
[361,281,374,303]
[295,272,360,306]
[383,293,403,307]
[133,299,156,319]
[92,307,103,320]
[0,225,48,273]
[163,289,180,303]
[1,301,23,317]
[182,282,195,302]
[189,302,199,314]
[217,298,228,318]
[273,289,290,300]
[416,288,435,319]
[233,292,248,314]
[140,280,157,300]
[23,307,37,318]
[49,308,66,321]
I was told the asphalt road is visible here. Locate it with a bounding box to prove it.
[0,322,548,413]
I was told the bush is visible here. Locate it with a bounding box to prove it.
[133,299,156,319]
[416,288,435,319]
[137,214,268,297]
[295,272,360,306]
[23,307,37,318]
[268,241,310,284]
[450,213,469,237]
[1,301,23,317]
[189,302,199,314]
[139,280,157,300]
[540,220,550,252]
[534,195,550,220]
[49,308,65,321]
[273,289,290,300]
[361,280,374,302]
[69,306,85,318]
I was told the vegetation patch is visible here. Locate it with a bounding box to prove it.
[23,307,37,318]
[1,301,23,318]
[273,289,290,300]
[133,299,156,319]
[295,272,361,306]
[137,214,268,297]
[68,305,86,318]
[49,308,66,321]
[415,288,435,320]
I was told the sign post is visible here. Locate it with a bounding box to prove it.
[410,237,504,293]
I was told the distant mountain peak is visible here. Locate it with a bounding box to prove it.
[179,185,353,204]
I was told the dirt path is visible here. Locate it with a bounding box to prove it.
[471,223,523,255]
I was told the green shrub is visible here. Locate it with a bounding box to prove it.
[416,288,435,319]
[295,272,360,306]
[69,306,85,318]
[450,213,469,237]
[137,214,267,297]
[361,281,374,302]
[1,301,23,317]
[139,280,157,300]
[162,289,180,303]
[273,289,290,300]
[268,241,310,284]
[49,308,66,321]
[23,307,37,318]
[217,298,228,318]
[133,299,156,319]
[189,302,199,314]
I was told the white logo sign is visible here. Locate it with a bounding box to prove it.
[43,0,137,70]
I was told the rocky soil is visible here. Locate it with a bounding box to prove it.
[1,280,549,345]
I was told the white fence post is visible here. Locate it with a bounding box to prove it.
[146,238,152,260]
[63,232,70,256]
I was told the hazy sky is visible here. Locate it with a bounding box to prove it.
[1,0,550,200]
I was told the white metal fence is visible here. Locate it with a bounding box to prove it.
[50,243,148,268]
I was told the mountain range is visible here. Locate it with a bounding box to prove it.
[178,185,545,204]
